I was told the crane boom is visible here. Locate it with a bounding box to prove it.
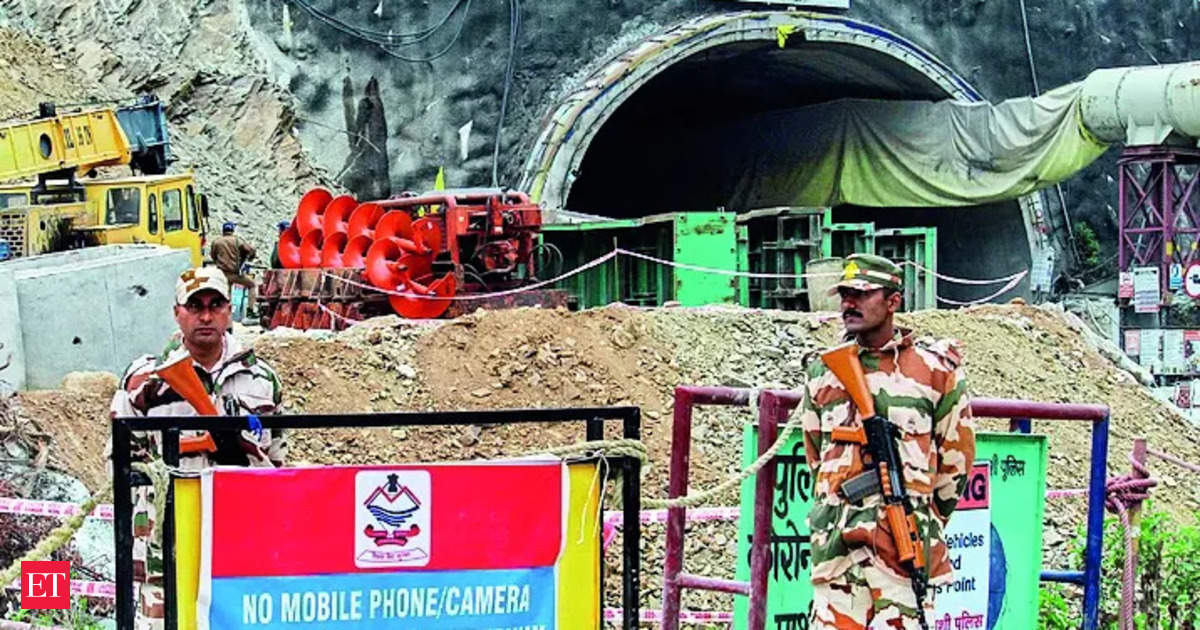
[0,104,132,182]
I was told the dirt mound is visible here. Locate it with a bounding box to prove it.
[8,303,1200,614]
[12,387,114,492]
[907,305,1200,526]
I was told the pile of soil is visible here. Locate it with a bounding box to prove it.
[10,303,1200,616]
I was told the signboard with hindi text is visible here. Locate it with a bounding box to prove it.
[733,428,1046,630]
[970,434,1047,629]
[931,463,990,630]
[732,426,813,629]
[172,460,604,630]
[1163,329,1186,374]
[1133,266,1161,313]
[1140,329,1163,374]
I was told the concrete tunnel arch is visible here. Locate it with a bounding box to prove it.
[520,11,1044,304]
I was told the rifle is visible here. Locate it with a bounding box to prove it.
[156,355,250,465]
[821,342,930,630]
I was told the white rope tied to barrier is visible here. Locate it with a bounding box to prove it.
[319,248,618,301]
[934,271,1028,306]
[316,247,1033,306]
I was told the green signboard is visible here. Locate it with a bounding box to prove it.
[733,429,1047,630]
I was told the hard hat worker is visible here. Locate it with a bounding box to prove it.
[797,253,976,629]
[270,220,290,269]
[209,221,259,317]
[107,267,285,629]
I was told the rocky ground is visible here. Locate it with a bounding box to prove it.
[5,303,1199,619]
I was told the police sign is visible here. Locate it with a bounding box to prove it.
[1185,262,1200,299]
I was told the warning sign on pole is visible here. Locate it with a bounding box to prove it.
[1133,267,1161,313]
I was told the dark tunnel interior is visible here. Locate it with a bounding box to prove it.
[563,39,1034,301]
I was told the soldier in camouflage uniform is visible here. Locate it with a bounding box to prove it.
[799,254,975,629]
[107,267,286,629]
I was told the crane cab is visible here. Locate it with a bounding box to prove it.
[0,172,209,266]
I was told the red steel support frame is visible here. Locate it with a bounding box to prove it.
[662,390,1112,630]
[1118,146,1200,296]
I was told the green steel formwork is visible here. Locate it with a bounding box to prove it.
[821,219,876,258]
[544,210,936,311]
[735,207,826,310]
[542,212,737,309]
[876,227,938,311]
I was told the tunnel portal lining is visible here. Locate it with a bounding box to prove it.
[521,10,1043,303]
[519,11,982,209]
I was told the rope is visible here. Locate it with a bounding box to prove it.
[934,271,1028,306]
[317,248,1034,307]
[528,391,800,511]
[617,248,842,280]
[0,462,168,589]
[1031,448,1162,630]
[1146,447,1200,474]
[320,249,618,300]
[1104,454,1155,630]
[904,261,1028,286]
[534,438,649,464]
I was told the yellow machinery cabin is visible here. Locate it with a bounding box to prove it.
[0,98,210,266]
[0,172,209,266]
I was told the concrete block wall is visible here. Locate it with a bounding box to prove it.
[0,245,191,391]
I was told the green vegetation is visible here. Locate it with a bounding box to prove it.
[1039,505,1200,629]
[1074,221,1102,270]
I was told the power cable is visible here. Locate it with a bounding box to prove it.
[376,0,473,63]
[287,0,466,46]
[492,0,519,186]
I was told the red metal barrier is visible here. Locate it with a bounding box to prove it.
[661,391,1113,630]
[662,386,801,630]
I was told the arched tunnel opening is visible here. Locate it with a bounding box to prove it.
[559,34,1034,305]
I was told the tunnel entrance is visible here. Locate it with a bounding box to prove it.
[524,12,1038,304]
[567,40,949,215]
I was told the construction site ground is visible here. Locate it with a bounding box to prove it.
[8,303,1200,617]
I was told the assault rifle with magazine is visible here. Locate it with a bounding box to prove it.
[822,342,930,630]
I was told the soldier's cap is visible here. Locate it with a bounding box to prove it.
[828,253,903,295]
[175,267,230,305]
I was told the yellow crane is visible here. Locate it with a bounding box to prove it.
[0,98,209,265]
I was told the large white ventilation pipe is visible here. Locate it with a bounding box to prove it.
[1080,62,1200,146]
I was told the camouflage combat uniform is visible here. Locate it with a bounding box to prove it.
[107,332,285,629]
[799,330,975,629]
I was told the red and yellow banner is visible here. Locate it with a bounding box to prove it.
[173,459,602,630]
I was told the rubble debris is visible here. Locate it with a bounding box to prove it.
[10,304,1200,612]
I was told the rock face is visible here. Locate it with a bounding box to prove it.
[6,0,1186,269]
[0,0,334,256]
[244,0,1195,270]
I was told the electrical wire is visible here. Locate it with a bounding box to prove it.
[1018,0,1080,265]
[492,0,519,186]
[376,0,473,63]
[286,0,466,46]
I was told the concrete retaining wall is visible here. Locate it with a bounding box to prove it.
[0,245,191,391]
